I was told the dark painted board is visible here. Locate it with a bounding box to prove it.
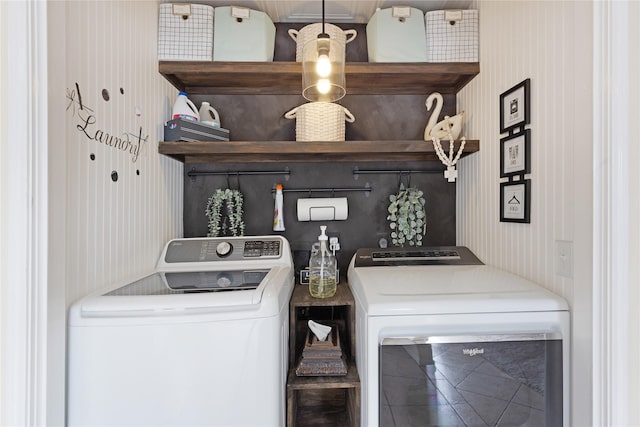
[273,23,369,62]
[183,24,459,277]
[189,93,457,142]
[183,161,455,277]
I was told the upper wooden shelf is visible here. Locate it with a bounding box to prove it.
[159,61,480,95]
[158,139,479,163]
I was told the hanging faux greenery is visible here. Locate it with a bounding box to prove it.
[386,184,426,247]
[205,189,245,237]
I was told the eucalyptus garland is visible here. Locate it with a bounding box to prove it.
[205,189,245,237]
[386,185,426,247]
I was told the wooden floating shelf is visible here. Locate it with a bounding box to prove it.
[159,61,480,95]
[158,140,479,163]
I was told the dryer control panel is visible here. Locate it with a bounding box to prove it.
[353,245,483,267]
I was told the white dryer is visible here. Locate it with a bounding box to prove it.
[67,236,294,427]
[347,246,570,427]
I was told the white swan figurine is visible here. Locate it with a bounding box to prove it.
[424,92,465,141]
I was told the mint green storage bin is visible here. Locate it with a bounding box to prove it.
[366,7,428,62]
[213,6,275,61]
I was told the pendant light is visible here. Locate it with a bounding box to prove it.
[301,0,346,102]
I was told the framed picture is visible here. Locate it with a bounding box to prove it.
[500,78,530,134]
[500,180,531,223]
[500,129,531,178]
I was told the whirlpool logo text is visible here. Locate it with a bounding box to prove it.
[462,348,484,356]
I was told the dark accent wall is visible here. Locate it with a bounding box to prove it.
[182,23,460,276]
[190,93,456,142]
[183,161,455,276]
[273,23,370,62]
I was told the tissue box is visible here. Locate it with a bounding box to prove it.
[158,3,214,61]
[295,327,347,377]
[213,6,275,61]
[164,118,230,142]
[425,10,479,62]
[366,6,428,62]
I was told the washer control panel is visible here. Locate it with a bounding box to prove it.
[164,237,282,263]
[215,241,233,257]
[242,240,281,258]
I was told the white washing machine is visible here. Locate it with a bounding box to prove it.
[67,236,294,427]
[347,246,570,427]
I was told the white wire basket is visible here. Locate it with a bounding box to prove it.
[425,10,479,62]
[285,102,355,142]
[158,3,214,61]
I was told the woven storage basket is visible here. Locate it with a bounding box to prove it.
[158,3,214,61]
[288,23,357,62]
[285,102,355,142]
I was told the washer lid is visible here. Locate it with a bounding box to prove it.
[74,268,283,317]
[347,264,569,316]
[105,270,269,295]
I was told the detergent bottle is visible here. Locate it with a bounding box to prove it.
[172,91,199,121]
[273,184,285,231]
[198,102,221,128]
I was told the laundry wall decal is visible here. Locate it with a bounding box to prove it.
[66,82,148,163]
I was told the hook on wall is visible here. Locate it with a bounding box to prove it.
[397,171,411,189]
[226,172,242,191]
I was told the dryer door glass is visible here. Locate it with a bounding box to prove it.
[379,334,563,426]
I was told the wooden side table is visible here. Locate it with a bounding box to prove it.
[287,284,360,427]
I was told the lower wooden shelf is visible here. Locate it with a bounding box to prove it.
[287,362,360,390]
[159,139,479,163]
[287,365,360,427]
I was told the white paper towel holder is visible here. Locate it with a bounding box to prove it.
[297,197,348,221]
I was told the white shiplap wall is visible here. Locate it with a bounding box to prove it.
[456,2,594,424]
[65,1,182,304]
[457,0,591,303]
